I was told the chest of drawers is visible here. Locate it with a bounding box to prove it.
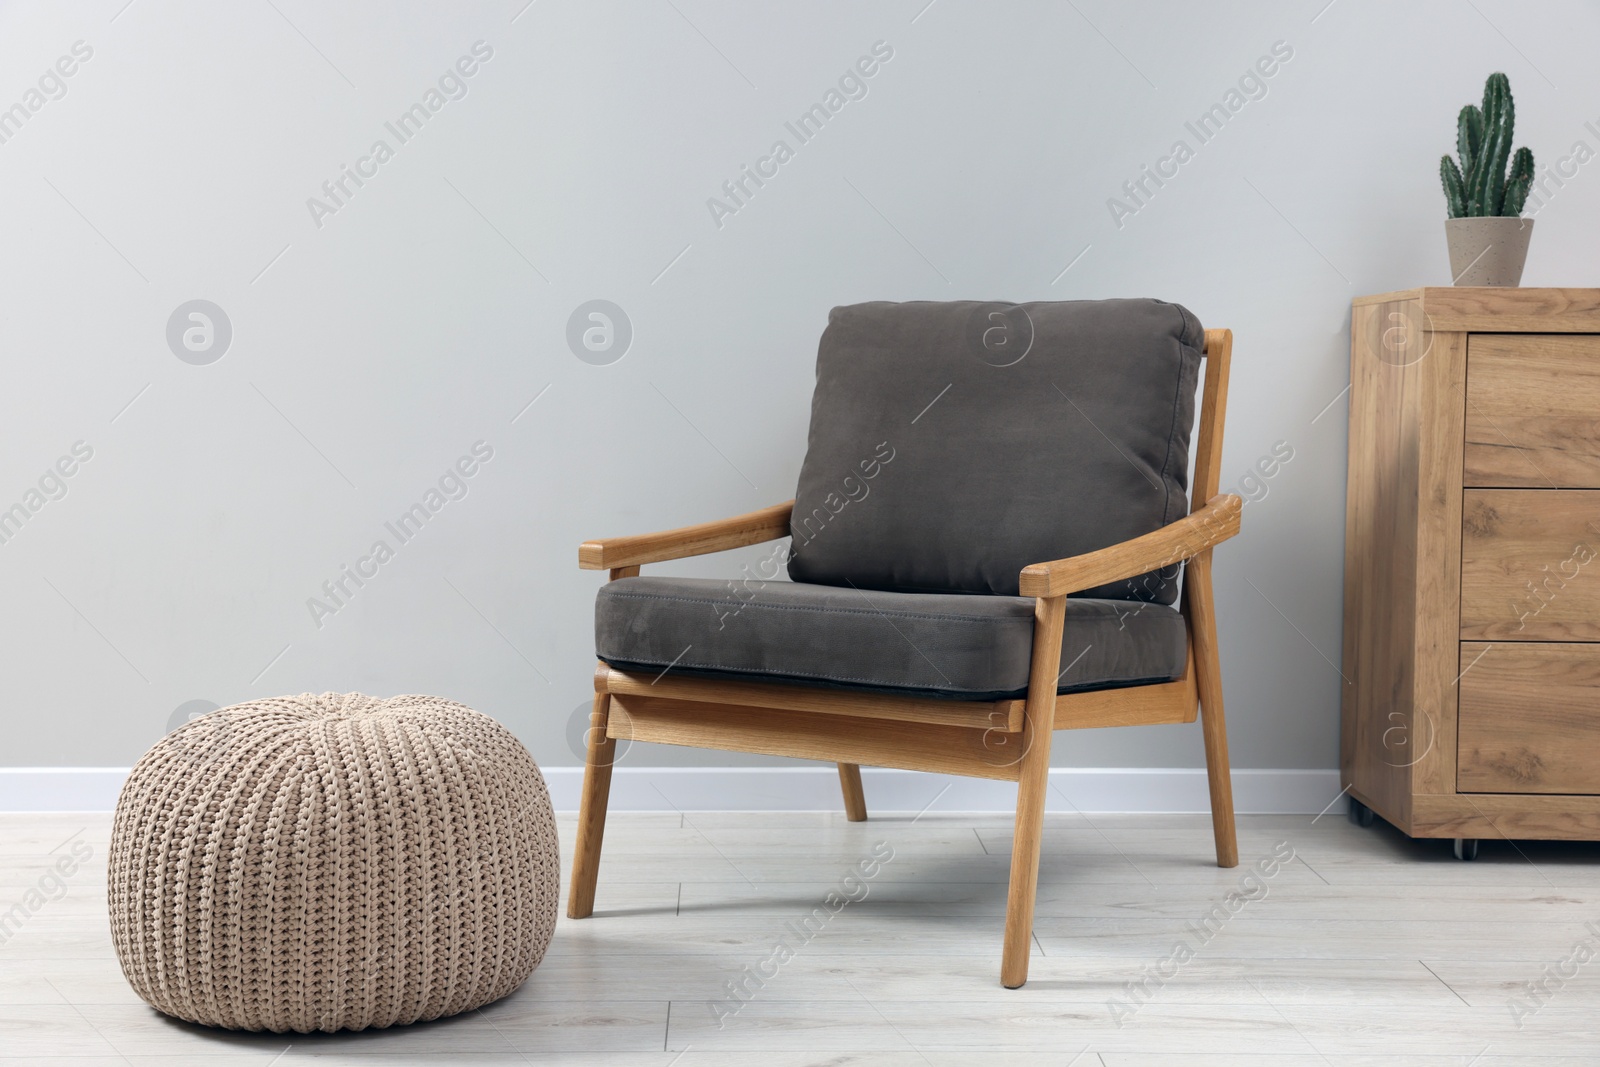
[1344,288,1600,846]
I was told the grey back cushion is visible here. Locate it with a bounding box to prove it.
[787,299,1203,602]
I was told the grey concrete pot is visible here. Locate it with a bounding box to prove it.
[1446,216,1534,286]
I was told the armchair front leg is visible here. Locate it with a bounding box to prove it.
[999,493,1245,981]
[567,681,616,919]
[572,501,809,914]
[1000,592,1068,988]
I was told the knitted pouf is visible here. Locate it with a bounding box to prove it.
[108,692,559,1033]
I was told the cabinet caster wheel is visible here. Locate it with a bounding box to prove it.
[1348,798,1376,827]
[1453,838,1479,861]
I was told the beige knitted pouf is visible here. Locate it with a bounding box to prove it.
[108,692,559,1033]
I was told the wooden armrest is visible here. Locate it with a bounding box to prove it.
[579,500,794,570]
[1017,494,1243,598]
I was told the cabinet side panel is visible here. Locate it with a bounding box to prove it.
[1412,329,1468,797]
[1342,300,1423,824]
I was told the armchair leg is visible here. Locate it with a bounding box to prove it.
[567,691,617,918]
[1001,594,1066,988]
[1188,555,1238,868]
[837,763,867,822]
[1001,746,1051,988]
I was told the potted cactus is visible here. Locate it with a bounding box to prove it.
[1439,72,1535,286]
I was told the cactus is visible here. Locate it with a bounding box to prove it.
[1440,72,1534,218]
[1504,146,1535,215]
[1440,156,1468,218]
[1474,73,1513,214]
[1456,104,1484,213]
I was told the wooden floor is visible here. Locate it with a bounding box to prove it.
[3,807,1600,1065]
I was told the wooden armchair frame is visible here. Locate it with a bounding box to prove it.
[568,329,1241,988]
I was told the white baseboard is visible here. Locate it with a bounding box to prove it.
[0,769,130,812]
[542,767,1343,814]
[0,766,1342,815]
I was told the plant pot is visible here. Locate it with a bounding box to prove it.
[1445,216,1533,286]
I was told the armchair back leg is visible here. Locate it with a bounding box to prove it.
[837,763,868,821]
[1001,594,1067,988]
[567,689,618,918]
[1186,553,1239,868]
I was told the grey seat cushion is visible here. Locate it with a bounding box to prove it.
[788,299,1203,602]
[596,577,1188,701]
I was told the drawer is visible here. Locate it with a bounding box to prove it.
[1459,642,1600,794]
[1464,334,1600,487]
[1461,489,1600,640]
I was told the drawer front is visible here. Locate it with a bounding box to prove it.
[1461,489,1600,640]
[1459,642,1600,794]
[1464,334,1600,488]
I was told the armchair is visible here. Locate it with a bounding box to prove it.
[569,299,1241,988]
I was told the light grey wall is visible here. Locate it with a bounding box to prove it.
[2,0,1594,774]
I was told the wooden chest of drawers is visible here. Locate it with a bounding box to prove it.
[1344,288,1600,846]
